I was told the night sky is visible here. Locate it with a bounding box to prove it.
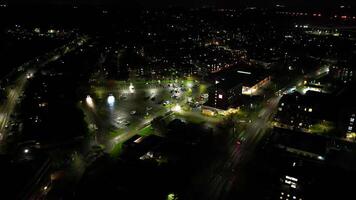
[7,0,356,7]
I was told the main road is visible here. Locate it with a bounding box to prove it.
[199,96,280,200]
[195,64,330,200]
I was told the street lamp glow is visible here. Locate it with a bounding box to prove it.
[129,83,135,94]
[150,88,157,96]
[317,156,325,160]
[187,81,193,88]
[172,104,182,113]
[24,148,29,154]
[107,95,115,106]
[86,95,94,108]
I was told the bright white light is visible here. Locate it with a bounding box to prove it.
[150,88,157,96]
[172,104,182,113]
[187,82,193,88]
[237,70,252,75]
[285,175,298,182]
[129,83,135,94]
[242,86,257,95]
[218,94,223,99]
[24,149,29,154]
[26,72,34,79]
[86,95,94,108]
[107,95,115,106]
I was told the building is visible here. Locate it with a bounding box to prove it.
[339,108,356,140]
[274,91,337,131]
[329,62,355,84]
[202,66,270,113]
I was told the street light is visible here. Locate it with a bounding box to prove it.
[172,104,182,113]
[150,88,157,96]
[24,148,29,154]
[187,81,193,88]
[129,83,135,94]
[107,94,115,107]
[86,95,94,108]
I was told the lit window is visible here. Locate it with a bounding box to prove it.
[348,126,353,131]
[218,94,223,99]
[351,118,355,123]
[308,108,313,112]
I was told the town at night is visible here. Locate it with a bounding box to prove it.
[0,1,356,199]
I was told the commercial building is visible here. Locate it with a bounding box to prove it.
[202,66,270,113]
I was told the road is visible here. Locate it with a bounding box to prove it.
[0,35,90,148]
[200,96,280,200]
[194,64,329,200]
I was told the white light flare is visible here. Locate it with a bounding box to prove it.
[129,83,135,94]
[86,95,95,108]
[172,104,182,113]
[107,94,115,107]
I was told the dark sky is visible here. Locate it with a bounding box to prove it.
[7,0,356,7]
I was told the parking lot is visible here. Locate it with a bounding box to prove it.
[83,79,208,148]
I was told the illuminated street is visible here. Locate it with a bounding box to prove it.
[1,4,356,200]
